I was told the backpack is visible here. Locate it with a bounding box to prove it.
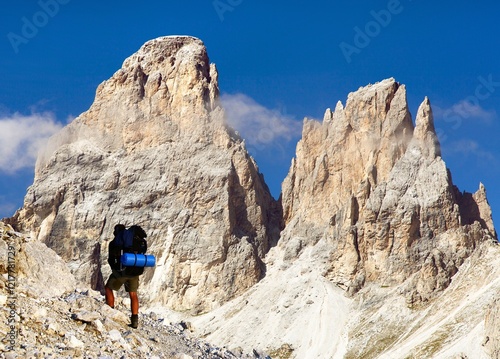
[108,225,148,276]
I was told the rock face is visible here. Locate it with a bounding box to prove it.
[485,298,500,358]
[7,35,499,358]
[0,221,75,299]
[281,78,496,302]
[11,36,280,313]
[193,79,499,359]
[0,221,262,358]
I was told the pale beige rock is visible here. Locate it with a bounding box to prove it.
[412,96,441,159]
[73,310,101,323]
[471,183,496,237]
[282,78,413,234]
[68,335,84,349]
[280,78,496,301]
[10,36,280,313]
[485,298,500,359]
[0,221,75,298]
[16,240,76,298]
[108,329,123,342]
[100,304,129,324]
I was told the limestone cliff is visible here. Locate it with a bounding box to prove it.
[11,36,281,313]
[193,79,499,359]
[280,78,496,303]
[0,222,263,358]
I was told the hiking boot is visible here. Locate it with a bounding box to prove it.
[130,314,138,329]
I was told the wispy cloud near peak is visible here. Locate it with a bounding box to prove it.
[0,112,63,173]
[444,139,497,164]
[221,93,302,153]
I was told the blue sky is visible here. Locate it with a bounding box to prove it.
[1,0,499,230]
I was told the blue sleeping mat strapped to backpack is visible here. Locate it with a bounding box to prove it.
[121,253,156,267]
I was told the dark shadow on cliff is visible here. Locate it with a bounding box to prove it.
[228,157,284,282]
[456,188,488,231]
[91,241,105,294]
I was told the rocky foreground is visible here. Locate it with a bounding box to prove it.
[3,215,498,359]
[0,222,270,359]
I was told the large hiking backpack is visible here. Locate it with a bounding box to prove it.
[108,225,148,276]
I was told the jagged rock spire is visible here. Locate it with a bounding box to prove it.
[413,96,441,158]
[280,78,496,300]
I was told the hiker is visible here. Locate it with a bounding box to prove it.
[105,224,147,329]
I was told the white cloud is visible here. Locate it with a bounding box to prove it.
[221,93,302,152]
[0,112,63,173]
[444,139,496,162]
[65,114,77,124]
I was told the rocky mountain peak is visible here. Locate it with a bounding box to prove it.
[103,35,219,122]
[282,78,413,229]
[280,78,495,301]
[37,36,221,172]
[11,36,280,314]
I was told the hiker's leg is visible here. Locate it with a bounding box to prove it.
[129,291,139,315]
[126,276,140,328]
[105,272,124,308]
[105,286,115,308]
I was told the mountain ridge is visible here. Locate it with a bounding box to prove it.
[4,35,498,358]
